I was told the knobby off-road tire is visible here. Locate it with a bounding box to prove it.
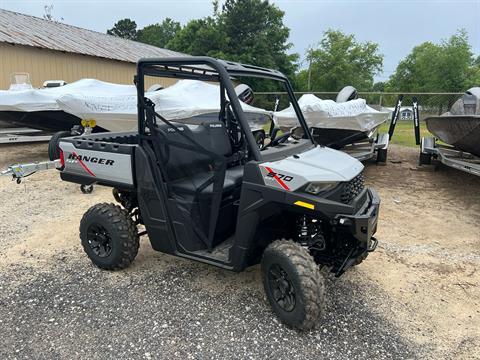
[80,203,139,270]
[48,131,71,161]
[261,240,325,330]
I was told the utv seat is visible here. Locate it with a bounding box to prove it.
[171,165,244,197]
[154,121,244,196]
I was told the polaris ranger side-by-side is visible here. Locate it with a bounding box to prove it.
[2,57,380,329]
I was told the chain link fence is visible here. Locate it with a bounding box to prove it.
[252,91,466,147]
[254,92,464,120]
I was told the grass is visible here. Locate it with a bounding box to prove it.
[379,121,433,148]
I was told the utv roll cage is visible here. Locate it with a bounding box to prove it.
[135,56,315,160]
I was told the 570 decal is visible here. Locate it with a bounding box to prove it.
[263,166,293,191]
[266,172,293,182]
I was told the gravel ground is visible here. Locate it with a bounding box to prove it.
[0,143,478,359]
[0,258,416,359]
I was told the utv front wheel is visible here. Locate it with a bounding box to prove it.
[80,203,139,270]
[261,240,325,330]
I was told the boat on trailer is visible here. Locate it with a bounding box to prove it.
[274,88,390,162]
[0,78,136,133]
[420,87,480,176]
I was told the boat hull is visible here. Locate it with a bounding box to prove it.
[311,128,370,149]
[0,110,106,132]
[426,115,480,157]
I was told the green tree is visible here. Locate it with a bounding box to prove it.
[219,0,298,78]
[388,30,476,92]
[167,0,298,80]
[372,81,386,92]
[296,30,383,92]
[166,17,227,58]
[301,30,383,91]
[107,18,137,40]
[137,18,181,48]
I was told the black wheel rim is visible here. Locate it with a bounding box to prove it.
[268,264,296,312]
[87,223,113,258]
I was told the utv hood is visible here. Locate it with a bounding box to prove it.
[260,146,364,191]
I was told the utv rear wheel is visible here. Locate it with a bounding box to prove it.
[80,203,139,270]
[261,240,325,330]
[48,131,71,160]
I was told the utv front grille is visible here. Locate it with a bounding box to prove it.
[341,173,365,204]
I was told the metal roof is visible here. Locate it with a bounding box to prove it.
[0,8,186,63]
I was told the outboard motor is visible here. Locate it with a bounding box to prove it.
[235,84,254,104]
[336,86,358,103]
[449,87,480,115]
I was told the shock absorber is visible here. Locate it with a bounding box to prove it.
[298,215,309,243]
[297,215,326,251]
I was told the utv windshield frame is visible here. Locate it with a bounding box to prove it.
[135,56,315,161]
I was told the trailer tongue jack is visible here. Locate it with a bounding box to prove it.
[1,159,61,183]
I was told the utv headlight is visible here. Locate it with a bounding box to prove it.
[304,182,338,195]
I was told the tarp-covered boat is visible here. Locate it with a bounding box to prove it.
[0,79,135,131]
[273,94,389,148]
[56,79,272,132]
[425,87,480,157]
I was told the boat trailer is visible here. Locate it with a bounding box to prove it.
[1,158,94,193]
[418,89,480,177]
[335,132,389,163]
[1,159,61,182]
[419,137,480,177]
[0,127,52,144]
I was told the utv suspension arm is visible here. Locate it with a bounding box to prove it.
[1,160,61,183]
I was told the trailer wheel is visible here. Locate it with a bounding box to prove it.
[80,184,94,194]
[376,148,388,163]
[48,131,71,161]
[80,203,139,270]
[419,152,432,165]
[254,131,265,150]
[261,240,325,330]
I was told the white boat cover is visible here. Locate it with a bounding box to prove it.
[0,79,134,112]
[56,79,271,132]
[273,94,389,132]
[0,78,388,134]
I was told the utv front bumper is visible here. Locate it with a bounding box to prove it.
[335,188,380,249]
[333,188,380,275]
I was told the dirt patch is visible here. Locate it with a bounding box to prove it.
[361,145,480,358]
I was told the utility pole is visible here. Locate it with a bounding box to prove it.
[307,57,312,92]
[307,47,312,92]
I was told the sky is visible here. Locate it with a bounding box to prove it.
[0,0,479,82]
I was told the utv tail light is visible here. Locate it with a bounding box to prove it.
[59,149,65,168]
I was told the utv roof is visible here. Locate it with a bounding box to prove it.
[137,56,288,82]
